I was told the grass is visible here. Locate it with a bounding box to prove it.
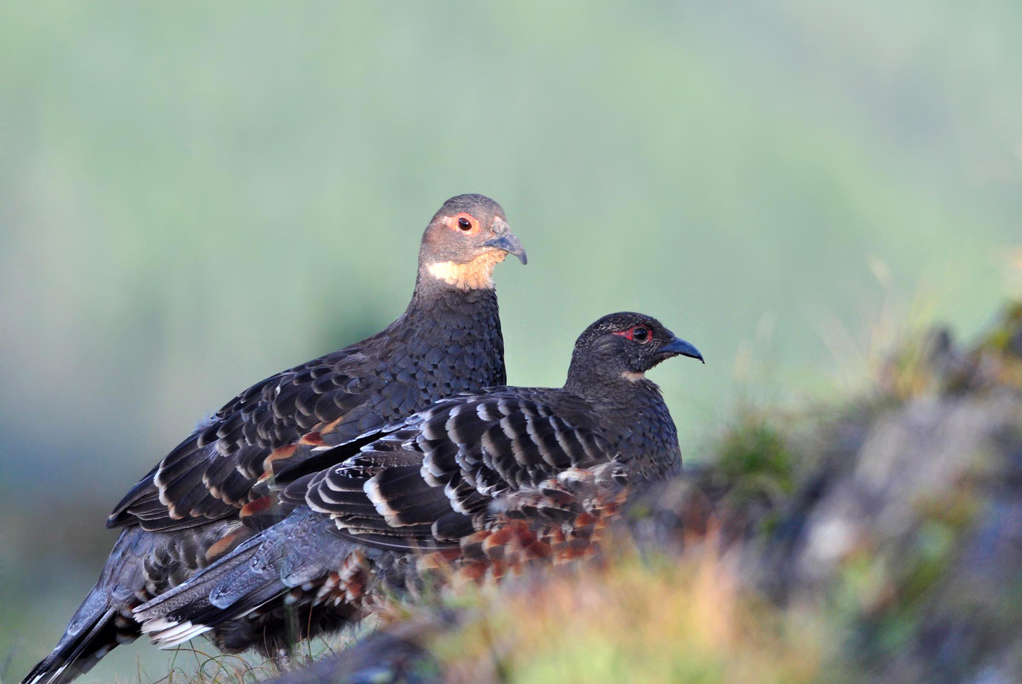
[435,547,824,684]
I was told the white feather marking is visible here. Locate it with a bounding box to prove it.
[422,420,444,441]
[158,624,213,649]
[324,471,350,492]
[524,414,543,446]
[476,401,497,422]
[445,480,469,514]
[421,464,443,487]
[549,417,574,461]
[143,618,214,648]
[314,488,349,507]
[444,414,463,445]
[140,617,177,634]
[499,415,517,441]
[364,475,402,524]
[30,663,68,684]
[557,468,590,484]
[519,401,539,418]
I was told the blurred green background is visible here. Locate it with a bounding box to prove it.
[1,1,1020,682]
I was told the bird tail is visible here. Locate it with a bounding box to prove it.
[133,538,273,648]
[134,509,347,650]
[19,528,153,684]
[20,598,124,684]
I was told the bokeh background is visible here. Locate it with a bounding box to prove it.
[2,1,1020,682]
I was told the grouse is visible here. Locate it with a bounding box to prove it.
[132,312,703,659]
[22,194,526,684]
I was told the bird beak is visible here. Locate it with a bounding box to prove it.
[482,226,527,265]
[659,336,704,364]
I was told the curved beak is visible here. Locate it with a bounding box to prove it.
[483,228,527,265]
[659,336,704,364]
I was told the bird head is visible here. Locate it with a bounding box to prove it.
[418,194,527,291]
[567,312,703,388]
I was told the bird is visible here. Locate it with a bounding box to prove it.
[22,194,527,684]
[132,312,703,661]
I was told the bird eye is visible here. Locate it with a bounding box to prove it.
[612,326,653,343]
[447,213,479,233]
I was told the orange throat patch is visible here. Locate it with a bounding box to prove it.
[426,250,507,291]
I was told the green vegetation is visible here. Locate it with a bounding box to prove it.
[434,555,821,684]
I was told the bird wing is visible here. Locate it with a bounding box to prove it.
[108,331,421,532]
[282,389,615,550]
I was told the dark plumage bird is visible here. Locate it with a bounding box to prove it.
[22,194,526,684]
[132,312,703,658]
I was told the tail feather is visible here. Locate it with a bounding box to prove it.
[20,585,137,684]
[134,528,290,647]
[140,581,286,648]
[134,509,363,652]
[21,522,243,684]
[19,526,161,684]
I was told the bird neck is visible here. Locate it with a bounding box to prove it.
[403,282,505,364]
[408,275,501,317]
